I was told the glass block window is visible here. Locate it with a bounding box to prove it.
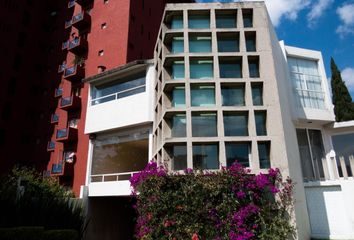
[192,112,217,137]
[190,59,213,79]
[221,85,245,106]
[255,111,267,136]
[189,36,211,53]
[225,142,251,167]
[193,144,219,169]
[191,85,215,107]
[288,57,324,109]
[223,112,248,136]
[188,14,210,29]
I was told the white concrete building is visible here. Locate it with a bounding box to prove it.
[81,2,354,240]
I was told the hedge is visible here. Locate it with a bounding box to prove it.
[0,227,79,240]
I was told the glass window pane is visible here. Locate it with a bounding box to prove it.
[190,60,213,79]
[172,61,185,79]
[224,112,248,136]
[189,36,211,53]
[219,61,242,78]
[191,86,215,106]
[332,133,354,177]
[242,10,253,28]
[251,84,263,106]
[92,133,149,175]
[255,111,267,136]
[172,37,184,53]
[245,33,256,52]
[171,114,186,137]
[193,144,219,169]
[216,14,236,28]
[189,14,210,29]
[171,15,183,29]
[172,145,187,170]
[221,85,245,106]
[249,60,259,78]
[225,143,250,167]
[308,129,325,178]
[296,129,315,180]
[172,87,185,107]
[192,113,217,137]
[258,142,270,169]
[217,36,239,52]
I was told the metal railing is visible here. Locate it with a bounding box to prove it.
[321,155,354,181]
[90,171,138,182]
[91,85,145,106]
[60,97,73,107]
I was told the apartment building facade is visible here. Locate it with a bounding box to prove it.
[81,2,354,240]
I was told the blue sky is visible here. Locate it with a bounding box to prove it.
[197,0,354,97]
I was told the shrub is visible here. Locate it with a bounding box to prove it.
[42,229,79,240]
[131,162,295,240]
[0,226,44,240]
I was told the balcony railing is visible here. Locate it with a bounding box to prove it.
[71,11,91,29]
[47,141,55,151]
[62,40,69,50]
[90,171,139,182]
[63,65,84,81]
[68,0,76,8]
[68,37,88,54]
[51,113,59,123]
[51,162,64,174]
[55,87,63,97]
[58,63,66,73]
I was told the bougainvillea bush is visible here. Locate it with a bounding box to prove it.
[130,162,295,240]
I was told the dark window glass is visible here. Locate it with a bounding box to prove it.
[258,142,270,169]
[192,113,217,137]
[193,144,219,169]
[172,145,187,170]
[223,112,248,136]
[225,142,250,167]
[251,84,263,105]
[255,111,267,136]
[221,85,245,106]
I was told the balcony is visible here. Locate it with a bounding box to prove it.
[47,141,55,151]
[65,19,72,29]
[68,37,88,54]
[68,0,75,8]
[63,65,84,82]
[58,63,66,73]
[72,12,91,30]
[55,87,63,98]
[62,40,69,50]
[56,127,78,142]
[59,96,81,110]
[51,113,59,124]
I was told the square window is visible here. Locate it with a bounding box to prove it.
[193,144,219,169]
[171,61,185,79]
[172,145,187,170]
[217,33,239,52]
[188,13,210,29]
[223,112,248,136]
[221,84,245,106]
[219,57,242,78]
[191,85,215,107]
[225,142,250,167]
[189,35,211,53]
[192,112,217,137]
[258,142,271,169]
[171,114,186,137]
[216,11,237,28]
[255,111,267,136]
[251,83,263,106]
[190,59,213,79]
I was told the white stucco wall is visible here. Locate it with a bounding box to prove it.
[85,65,155,134]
